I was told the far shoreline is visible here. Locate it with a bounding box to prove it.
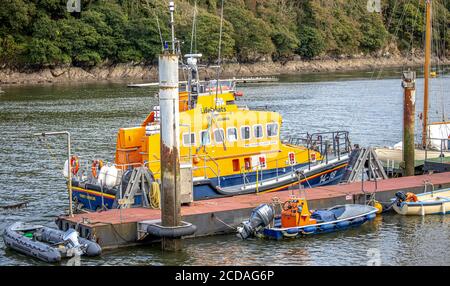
[1,55,448,87]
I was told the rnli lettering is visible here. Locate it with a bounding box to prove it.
[201,107,227,113]
[79,194,96,201]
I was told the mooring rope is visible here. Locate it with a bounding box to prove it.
[213,214,236,231]
[150,181,161,209]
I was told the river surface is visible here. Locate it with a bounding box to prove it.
[0,68,449,266]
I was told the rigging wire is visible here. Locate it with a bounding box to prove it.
[431,0,446,121]
[145,0,164,51]
[375,1,409,80]
[368,0,400,81]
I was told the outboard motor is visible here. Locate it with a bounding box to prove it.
[237,204,274,240]
[395,191,407,206]
[62,229,83,256]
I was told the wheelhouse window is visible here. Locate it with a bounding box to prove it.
[227,127,238,142]
[214,129,225,144]
[182,133,196,146]
[267,123,278,137]
[241,126,251,140]
[254,125,263,139]
[200,130,211,145]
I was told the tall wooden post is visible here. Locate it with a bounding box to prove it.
[422,0,432,148]
[159,1,182,251]
[402,71,416,177]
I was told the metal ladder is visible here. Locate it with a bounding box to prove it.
[119,167,153,209]
[341,147,388,183]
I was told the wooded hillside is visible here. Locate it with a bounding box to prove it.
[0,0,448,68]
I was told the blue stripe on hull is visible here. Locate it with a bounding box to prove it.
[193,163,347,200]
[72,189,145,211]
[72,189,115,210]
[72,162,348,211]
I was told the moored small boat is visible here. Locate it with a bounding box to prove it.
[237,197,378,240]
[2,222,101,263]
[393,188,450,216]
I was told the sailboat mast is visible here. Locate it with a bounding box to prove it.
[422,0,432,148]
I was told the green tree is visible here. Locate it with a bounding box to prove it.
[360,14,388,52]
[297,26,325,59]
[224,1,275,62]
[256,1,299,59]
[26,38,68,66]
[0,35,27,66]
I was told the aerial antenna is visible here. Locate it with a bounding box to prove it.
[169,1,176,53]
[190,1,198,54]
[214,0,225,109]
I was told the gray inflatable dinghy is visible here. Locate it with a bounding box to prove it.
[3,222,101,263]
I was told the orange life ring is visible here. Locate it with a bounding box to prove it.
[91,160,104,178]
[70,155,80,175]
[406,192,418,202]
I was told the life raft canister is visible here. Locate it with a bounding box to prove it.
[70,155,80,175]
[91,160,104,179]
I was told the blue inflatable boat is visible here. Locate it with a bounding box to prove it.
[238,198,378,240]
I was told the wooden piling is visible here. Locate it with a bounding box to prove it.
[402,70,416,176]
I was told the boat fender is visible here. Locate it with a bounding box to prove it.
[146,221,197,238]
[281,230,298,238]
[105,166,121,188]
[373,201,383,214]
[285,228,299,235]
[98,165,109,185]
[302,225,317,233]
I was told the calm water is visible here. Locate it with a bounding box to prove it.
[0,69,449,266]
